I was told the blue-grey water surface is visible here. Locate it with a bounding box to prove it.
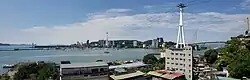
[0,46,157,74]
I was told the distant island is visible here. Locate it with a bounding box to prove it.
[0,43,10,46]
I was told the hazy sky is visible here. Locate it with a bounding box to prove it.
[0,0,250,44]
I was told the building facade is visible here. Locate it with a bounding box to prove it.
[60,62,109,80]
[164,46,193,80]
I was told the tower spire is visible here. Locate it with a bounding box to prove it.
[105,32,109,47]
[176,3,186,48]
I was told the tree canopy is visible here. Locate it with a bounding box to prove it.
[204,49,218,64]
[219,37,250,78]
[14,62,59,80]
[143,54,158,64]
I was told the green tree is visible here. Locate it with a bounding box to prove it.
[158,58,165,64]
[143,54,158,64]
[204,49,218,64]
[14,62,59,80]
[219,37,250,78]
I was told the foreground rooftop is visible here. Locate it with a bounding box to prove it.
[60,62,108,68]
[147,70,184,80]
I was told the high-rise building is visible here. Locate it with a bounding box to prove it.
[163,3,193,80]
[133,41,137,47]
[151,39,158,48]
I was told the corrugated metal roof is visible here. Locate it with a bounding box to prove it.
[110,71,145,80]
[60,62,108,68]
[109,62,148,69]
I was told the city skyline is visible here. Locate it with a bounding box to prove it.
[0,0,250,44]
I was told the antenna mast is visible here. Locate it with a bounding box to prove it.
[176,3,186,48]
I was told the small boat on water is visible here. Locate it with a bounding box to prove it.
[3,64,14,68]
[104,51,110,53]
[96,60,103,62]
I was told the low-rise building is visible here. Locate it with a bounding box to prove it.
[60,62,109,80]
[110,71,146,80]
[147,70,186,80]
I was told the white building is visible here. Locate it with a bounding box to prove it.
[151,39,159,48]
[60,62,109,80]
[133,41,137,47]
[164,46,193,80]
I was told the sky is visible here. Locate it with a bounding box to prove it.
[0,0,250,45]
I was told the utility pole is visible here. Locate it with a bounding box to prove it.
[176,3,186,48]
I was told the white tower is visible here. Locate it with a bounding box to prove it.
[176,3,186,48]
[105,32,109,47]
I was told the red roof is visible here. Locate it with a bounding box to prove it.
[153,70,184,78]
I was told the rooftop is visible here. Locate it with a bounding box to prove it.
[60,62,108,68]
[110,71,145,80]
[147,70,184,80]
[109,61,149,69]
[217,76,240,80]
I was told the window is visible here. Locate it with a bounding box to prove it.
[183,54,185,56]
[167,62,169,64]
[171,53,174,55]
[180,58,182,60]
[171,63,174,64]
[180,53,182,56]
[184,64,185,67]
[175,63,178,65]
[175,58,178,60]
[189,75,191,78]
[180,69,182,71]
[183,59,185,61]
[175,53,178,55]
[189,54,191,56]
[189,70,191,73]
[180,63,183,65]
[171,58,174,60]
[189,65,191,67]
[176,68,178,70]
[167,57,170,59]
[167,67,169,69]
[189,59,191,61]
[183,69,185,72]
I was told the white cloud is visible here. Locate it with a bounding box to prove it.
[106,8,133,13]
[0,8,249,44]
[240,0,250,9]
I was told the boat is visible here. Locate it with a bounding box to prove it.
[3,64,14,68]
[96,60,103,62]
[104,51,110,53]
[14,48,19,51]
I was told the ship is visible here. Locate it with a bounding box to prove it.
[2,64,14,68]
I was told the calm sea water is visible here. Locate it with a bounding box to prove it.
[0,46,157,74]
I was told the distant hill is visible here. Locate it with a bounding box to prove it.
[0,43,10,46]
[0,43,32,46]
